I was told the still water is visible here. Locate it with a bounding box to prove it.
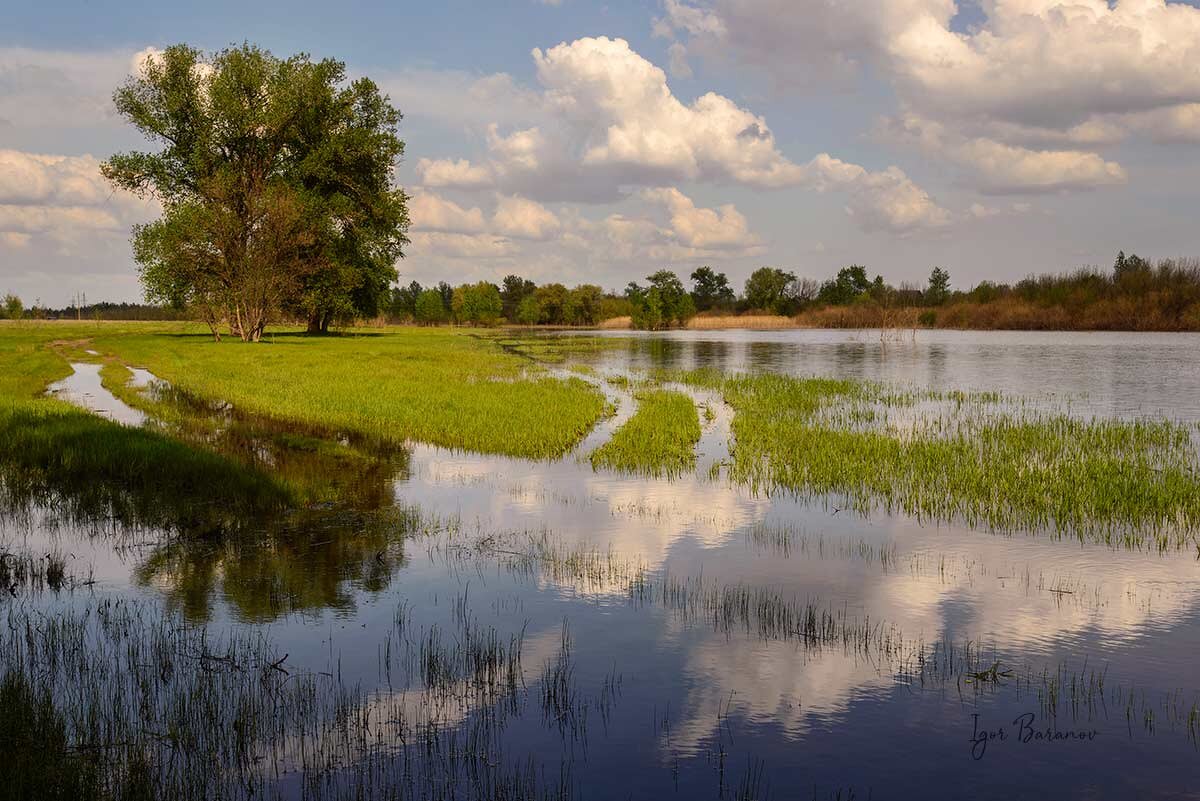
[5,330,1199,800]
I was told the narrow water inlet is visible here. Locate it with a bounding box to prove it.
[45,362,149,426]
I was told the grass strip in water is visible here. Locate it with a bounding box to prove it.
[590,389,700,478]
[674,368,1200,547]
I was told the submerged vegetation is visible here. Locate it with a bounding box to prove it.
[590,389,700,478]
[673,369,1200,546]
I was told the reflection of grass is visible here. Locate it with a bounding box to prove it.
[0,402,293,536]
[99,360,409,509]
[0,596,576,800]
[590,389,700,478]
[675,369,1200,546]
[487,332,627,365]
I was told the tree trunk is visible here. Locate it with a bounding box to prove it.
[307,312,323,334]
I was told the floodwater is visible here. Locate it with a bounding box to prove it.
[4,330,1200,801]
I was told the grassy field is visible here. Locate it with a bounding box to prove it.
[674,368,1200,546]
[590,389,700,478]
[87,325,606,459]
[0,322,607,460]
[0,321,608,538]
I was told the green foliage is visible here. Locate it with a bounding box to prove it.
[627,270,696,330]
[500,275,536,320]
[926,267,951,306]
[565,284,604,325]
[451,282,503,325]
[102,43,409,340]
[414,289,448,324]
[818,265,874,306]
[590,389,700,477]
[918,310,937,326]
[1113,250,1151,278]
[515,295,542,325]
[387,280,423,320]
[690,266,736,311]
[533,283,568,324]
[743,267,797,314]
[597,295,634,321]
[1,293,23,320]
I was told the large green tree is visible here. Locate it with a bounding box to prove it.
[102,44,409,341]
[925,266,951,306]
[1,293,22,320]
[817,265,874,306]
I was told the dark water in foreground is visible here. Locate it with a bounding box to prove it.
[5,330,1200,800]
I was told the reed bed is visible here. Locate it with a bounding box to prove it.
[0,597,598,800]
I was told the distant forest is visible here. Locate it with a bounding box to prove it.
[5,252,1199,331]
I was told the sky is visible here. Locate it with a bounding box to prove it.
[3,0,1200,306]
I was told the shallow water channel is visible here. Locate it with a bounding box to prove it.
[4,329,1200,800]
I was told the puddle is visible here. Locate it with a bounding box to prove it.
[45,362,147,426]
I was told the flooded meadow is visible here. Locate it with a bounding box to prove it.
[4,328,1200,800]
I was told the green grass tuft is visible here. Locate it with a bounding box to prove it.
[590,389,700,478]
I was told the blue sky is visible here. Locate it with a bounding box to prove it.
[3,1,1200,306]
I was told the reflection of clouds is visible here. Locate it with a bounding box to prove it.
[666,636,890,757]
[399,439,1200,760]
[659,516,1200,754]
[397,444,773,579]
[400,433,1200,650]
[261,624,566,776]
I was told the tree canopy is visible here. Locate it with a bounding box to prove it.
[926,267,951,306]
[627,270,696,330]
[102,43,410,340]
[690,266,736,311]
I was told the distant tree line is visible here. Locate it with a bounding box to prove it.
[8,251,1198,332]
[384,277,631,326]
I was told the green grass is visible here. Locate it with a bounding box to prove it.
[0,323,292,534]
[674,368,1200,547]
[0,321,607,533]
[590,389,700,478]
[89,325,606,459]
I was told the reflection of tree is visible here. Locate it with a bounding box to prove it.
[2,386,417,623]
[135,508,413,622]
[128,393,415,622]
[691,340,731,373]
[642,337,684,369]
